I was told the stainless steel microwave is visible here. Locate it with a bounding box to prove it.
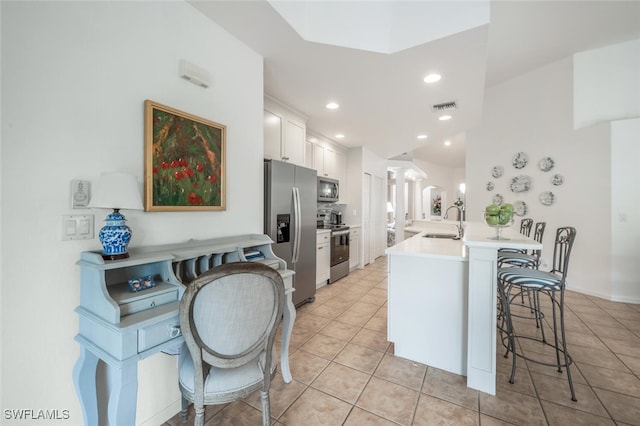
[317,177,339,203]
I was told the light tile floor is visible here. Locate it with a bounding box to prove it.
[165,256,640,425]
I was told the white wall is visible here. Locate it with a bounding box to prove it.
[346,146,388,262]
[611,118,640,302]
[363,147,389,260]
[467,56,615,299]
[1,2,263,425]
[574,38,640,129]
[345,147,363,221]
[0,0,3,403]
[414,158,461,218]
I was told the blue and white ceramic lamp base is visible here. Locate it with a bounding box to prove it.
[98,209,132,260]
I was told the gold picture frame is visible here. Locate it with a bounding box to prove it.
[144,100,226,211]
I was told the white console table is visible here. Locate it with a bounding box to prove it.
[463,223,542,395]
[73,234,295,426]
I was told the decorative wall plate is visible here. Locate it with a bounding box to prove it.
[486,181,495,191]
[551,174,564,186]
[510,175,532,193]
[492,193,504,205]
[538,157,555,172]
[491,166,504,178]
[512,152,529,169]
[539,191,555,206]
[513,200,528,216]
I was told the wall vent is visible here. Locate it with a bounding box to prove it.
[432,101,457,112]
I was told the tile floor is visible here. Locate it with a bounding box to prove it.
[165,256,640,425]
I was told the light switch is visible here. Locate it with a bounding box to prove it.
[78,218,91,235]
[65,219,77,236]
[61,214,94,240]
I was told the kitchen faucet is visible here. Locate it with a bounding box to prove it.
[444,205,464,239]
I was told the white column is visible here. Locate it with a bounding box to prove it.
[465,245,498,395]
[413,178,423,220]
[395,169,406,243]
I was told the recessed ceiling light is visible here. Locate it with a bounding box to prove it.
[335,134,345,139]
[424,73,442,83]
[439,115,452,121]
[444,140,451,146]
[417,134,428,140]
[326,102,340,110]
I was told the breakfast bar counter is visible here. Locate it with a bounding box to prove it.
[462,222,542,395]
[385,222,542,395]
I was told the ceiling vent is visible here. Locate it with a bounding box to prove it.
[432,101,457,112]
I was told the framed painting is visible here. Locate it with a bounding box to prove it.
[144,100,226,211]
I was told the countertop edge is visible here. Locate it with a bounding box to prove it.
[385,231,466,261]
[385,248,466,262]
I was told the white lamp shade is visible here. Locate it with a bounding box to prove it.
[88,172,144,210]
[386,202,394,213]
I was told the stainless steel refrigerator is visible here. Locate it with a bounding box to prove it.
[264,159,317,306]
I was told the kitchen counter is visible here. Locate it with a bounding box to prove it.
[386,221,542,395]
[385,231,465,260]
[463,221,541,249]
[462,221,541,395]
[402,219,460,240]
[385,230,468,375]
[403,219,460,234]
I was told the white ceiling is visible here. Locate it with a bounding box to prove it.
[189,1,640,168]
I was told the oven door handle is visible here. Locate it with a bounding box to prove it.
[332,230,350,237]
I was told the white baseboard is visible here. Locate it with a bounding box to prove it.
[137,399,182,426]
[567,286,640,305]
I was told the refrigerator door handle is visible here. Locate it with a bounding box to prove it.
[292,187,301,264]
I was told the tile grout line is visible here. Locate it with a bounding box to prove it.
[279,274,392,424]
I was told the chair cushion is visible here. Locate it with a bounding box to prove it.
[498,252,538,267]
[178,343,276,397]
[497,267,563,291]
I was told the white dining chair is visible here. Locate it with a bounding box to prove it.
[178,262,285,426]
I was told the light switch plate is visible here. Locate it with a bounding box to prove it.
[61,214,94,240]
[71,179,90,209]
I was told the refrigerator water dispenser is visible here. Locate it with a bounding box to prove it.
[276,214,290,243]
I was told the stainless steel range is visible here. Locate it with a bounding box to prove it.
[317,223,350,283]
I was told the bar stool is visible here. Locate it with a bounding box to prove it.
[498,221,546,269]
[498,221,547,327]
[499,218,533,254]
[497,226,577,401]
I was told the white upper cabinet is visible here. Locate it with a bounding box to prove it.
[264,110,283,161]
[313,142,346,185]
[264,98,307,167]
[305,140,314,169]
[283,117,305,166]
[314,143,326,175]
[333,150,346,187]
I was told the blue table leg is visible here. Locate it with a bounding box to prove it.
[107,362,138,426]
[73,347,99,426]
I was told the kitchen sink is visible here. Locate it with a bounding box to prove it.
[423,233,460,240]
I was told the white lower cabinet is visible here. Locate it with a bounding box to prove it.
[316,230,331,288]
[349,226,361,270]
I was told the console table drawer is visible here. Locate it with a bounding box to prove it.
[138,315,181,353]
[120,289,178,317]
